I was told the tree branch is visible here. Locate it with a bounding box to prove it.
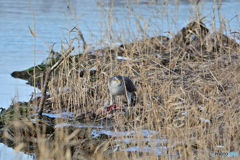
[38,46,74,118]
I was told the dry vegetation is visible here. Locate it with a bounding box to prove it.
[2,0,240,160]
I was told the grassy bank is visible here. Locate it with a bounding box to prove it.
[3,0,240,159]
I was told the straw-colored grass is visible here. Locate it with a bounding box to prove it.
[2,0,240,159]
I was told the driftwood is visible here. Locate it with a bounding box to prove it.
[38,46,74,118]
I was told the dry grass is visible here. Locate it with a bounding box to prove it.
[2,0,240,159]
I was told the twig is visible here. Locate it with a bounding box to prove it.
[38,46,74,118]
[75,27,86,52]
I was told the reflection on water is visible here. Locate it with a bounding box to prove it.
[0,0,239,109]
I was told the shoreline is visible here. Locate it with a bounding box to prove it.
[2,20,240,159]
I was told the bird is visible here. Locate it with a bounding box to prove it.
[108,75,136,106]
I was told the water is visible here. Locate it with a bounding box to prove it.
[0,0,239,110]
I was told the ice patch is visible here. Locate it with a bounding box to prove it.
[0,143,34,160]
[114,138,168,146]
[55,123,104,129]
[198,106,204,110]
[32,112,75,121]
[29,92,50,98]
[121,146,166,156]
[117,56,131,60]
[181,112,187,116]
[199,118,210,123]
[91,129,159,138]
[90,67,96,71]
[42,112,75,120]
